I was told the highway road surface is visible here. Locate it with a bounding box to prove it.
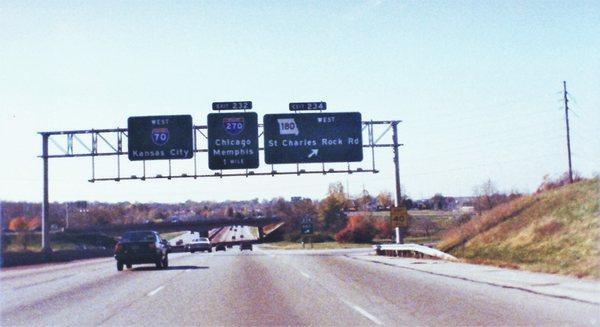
[1,246,599,326]
[211,225,259,244]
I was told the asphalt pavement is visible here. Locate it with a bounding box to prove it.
[1,244,599,326]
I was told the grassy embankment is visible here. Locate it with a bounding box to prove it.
[437,178,599,278]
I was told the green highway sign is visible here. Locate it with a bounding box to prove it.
[301,222,314,234]
[263,112,363,164]
[127,115,193,161]
[207,112,259,170]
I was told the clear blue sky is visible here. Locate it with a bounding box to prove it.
[1,1,598,203]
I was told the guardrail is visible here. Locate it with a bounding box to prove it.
[373,243,457,261]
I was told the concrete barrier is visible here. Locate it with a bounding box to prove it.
[373,243,457,261]
[1,249,114,268]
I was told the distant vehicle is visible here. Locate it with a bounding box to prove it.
[186,237,212,253]
[114,230,169,271]
[215,244,226,251]
[170,239,186,253]
[240,242,253,251]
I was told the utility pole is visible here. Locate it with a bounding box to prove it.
[563,81,573,184]
[392,122,405,244]
[392,122,402,206]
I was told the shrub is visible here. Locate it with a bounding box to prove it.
[536,172,583,193]
[8,217,30,251]
[334,215,377,243]
[373,218,392,240]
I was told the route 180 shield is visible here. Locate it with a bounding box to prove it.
[223,117,245,135]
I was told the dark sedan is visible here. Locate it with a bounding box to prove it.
[114,230,169,271]
[240,242,253,251]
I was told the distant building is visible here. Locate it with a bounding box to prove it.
[459,206,475,213]
[291,196,303,203]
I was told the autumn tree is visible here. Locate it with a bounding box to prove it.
[27,217,41,231]
[318,182,349,233]
[9,217,29,250]
[293,199,318,223]
[356,189,373,211]
[376,191,393,209]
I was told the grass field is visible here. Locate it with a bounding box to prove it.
[438,178,599,278]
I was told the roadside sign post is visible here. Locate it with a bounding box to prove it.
[301,217,314,249]
[263,112,363,164]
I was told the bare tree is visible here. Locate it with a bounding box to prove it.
[376,191,393,209]
[473,179,499,213]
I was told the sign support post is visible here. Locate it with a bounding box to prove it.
[41,133,52,255]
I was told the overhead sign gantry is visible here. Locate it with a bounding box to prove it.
[37,100,404,254]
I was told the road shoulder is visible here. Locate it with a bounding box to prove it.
[350,254,600,305]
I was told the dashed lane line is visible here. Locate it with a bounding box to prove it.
[343,300,383,325]
[147,285,165,297]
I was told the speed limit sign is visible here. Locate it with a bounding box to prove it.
[390,206,410,228]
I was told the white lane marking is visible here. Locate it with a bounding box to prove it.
[299,271,310,279]
[147,285,165,296]
[343,300,382,325]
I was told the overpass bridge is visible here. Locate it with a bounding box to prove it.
[63,216,282,238]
